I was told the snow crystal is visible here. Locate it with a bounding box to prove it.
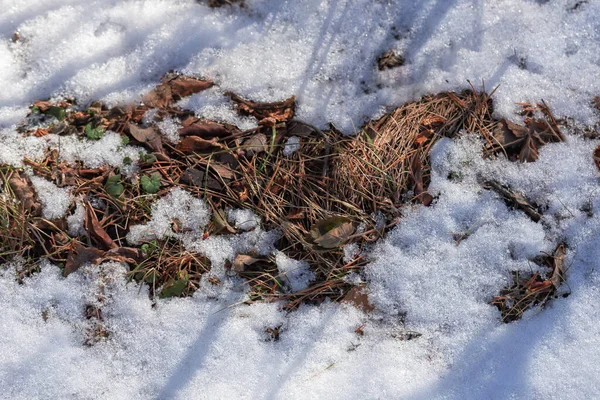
[28,175,71,219]
[156,115,181,143]
[275,251,315,292]
[126,187,210,244]
[227,208,260,231]
[67,200,86,237]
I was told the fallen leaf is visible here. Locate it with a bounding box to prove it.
[377,50,405,70]
[232,254,260,273]
[64,243,105,276]
[8,171,41,216]
[208,162,236,180]
[168,76,214,99]
[242,133,268,157]
[178,122,229,138]
[594,146,600,170]
[159,271,189,298]
[212,207,237,234]
[490,117,563,162]
[128,123,163,153]
[229,93,296,126]
[342,285,374,312]
[549,243,567,289]
[310,216,355,249]
[176,136,219,153]
[84,202,117,250]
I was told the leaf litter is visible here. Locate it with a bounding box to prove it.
[0,73,576,326]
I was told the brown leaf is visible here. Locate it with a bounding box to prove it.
[142,84,172,109]
[209,162,236,180]
[491,117,563,162]
[168,76,214,99]
[84,203,117,250]
[104,247,144,264]
[8,171,41,216]
[178,122,229,138]
[229,93,296,125]
[310,217,355,249]
[33,100,52,113]
[64,243,105,276]
[231,254,259,273]
[342,285,374,312]
[176,136,219,153]
[594,146,600,170]
[377,50,405,71]
[242,133,268,157]
[128,123,163,153]
[549,243,567,289]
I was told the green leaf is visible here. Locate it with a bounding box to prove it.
[31,106,41,114]
[140,240,158,255]
[139,152,157,164]
[140,172,161,194]
[46,106,66,121]
[121,135,130,146]
[85,123,105,140]
[159,271,189,298]
[123,156,133,166]
[105,174,124,197]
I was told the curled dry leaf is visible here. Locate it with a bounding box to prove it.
[594,146,600,170]
[84,202,117,250]
[178,122,229,138]
[409,151,433,206]
[377,50,405,71]
[490,117,563,162]
[232,254,260,273]
[229,93,296,126]
[549,243,567,289]
[310,216,355,249]
[242,133,268,157]
[8,171,41,216]
[143,75,213,108]
[176,136,220,153]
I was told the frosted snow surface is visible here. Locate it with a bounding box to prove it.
[2,0,600,399]
[0,0,599,131]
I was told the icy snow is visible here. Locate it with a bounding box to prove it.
[2,0,600,398]
[28,175,72,219]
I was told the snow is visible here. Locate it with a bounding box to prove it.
[2,0,600,398]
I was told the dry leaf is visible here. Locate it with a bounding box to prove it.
[8,171,41,216]
[232,254,259,273]
[178,122,229,138]
[484,180,542,222]
[377,50,405,70]
[242,133,268,157]
[229,93,296,126]
[64,244,105,276]
[128,123,163,153]
[310,216,355,249]
[594,146,600,170]
[176,136,219,153]
[84,202,117,250]
[549,243,567,289]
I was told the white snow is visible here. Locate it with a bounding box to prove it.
[2,0,600,398]
[28,175,72,219]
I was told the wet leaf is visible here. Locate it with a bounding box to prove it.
[594,146,600,170]
[342,285,374,312]
[310,216,354,249]
[140,172,161,194]
[105,174,124,197]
